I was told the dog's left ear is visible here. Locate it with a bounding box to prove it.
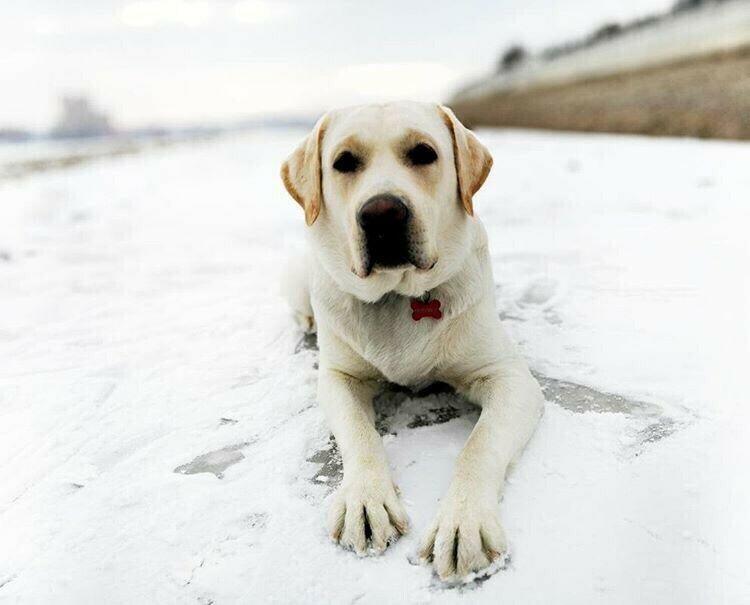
[438,105,493,216]
[280,114,328,226]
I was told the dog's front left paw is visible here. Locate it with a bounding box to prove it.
[419,488,507,582]
[327,471,409,556]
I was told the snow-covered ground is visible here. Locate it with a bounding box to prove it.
[0,135,218,181]
[1,128,748,604]
[0,137,142,167]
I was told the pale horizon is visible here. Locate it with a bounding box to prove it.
[2,0,674,131]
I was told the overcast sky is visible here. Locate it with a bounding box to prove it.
[1,0,675,130]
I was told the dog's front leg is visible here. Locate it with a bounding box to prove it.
[318,368,409,555]
[420,362,544,581]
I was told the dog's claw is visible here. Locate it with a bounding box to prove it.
[328,473,409,556]
[419,491,507,582]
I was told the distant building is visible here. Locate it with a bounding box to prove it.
[0,128,32,142]
[51,96,114,138]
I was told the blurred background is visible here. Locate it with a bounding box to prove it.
[3,0,749,168]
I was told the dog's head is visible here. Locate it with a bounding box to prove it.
[281,101,492,301]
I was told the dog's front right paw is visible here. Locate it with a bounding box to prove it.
[327,471,409,555]
[419,487,507,583]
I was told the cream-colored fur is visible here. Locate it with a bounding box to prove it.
[280,101,544,582]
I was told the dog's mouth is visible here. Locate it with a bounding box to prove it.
[355,234,436,278]
[365,224,410,271]
[352,193,436,278]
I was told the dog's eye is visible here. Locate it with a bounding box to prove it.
[407,143,438,166]
[333,151,361,173]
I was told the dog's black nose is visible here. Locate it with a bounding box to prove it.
[358,194,411,271]
[358,194,410,232]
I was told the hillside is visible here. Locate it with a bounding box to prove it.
[451,1,750,138]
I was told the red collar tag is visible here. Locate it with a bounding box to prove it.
[410,297,442,321]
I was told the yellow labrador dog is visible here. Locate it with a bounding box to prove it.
[280,101,544,582]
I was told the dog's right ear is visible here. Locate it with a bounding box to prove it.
[280,114,328,226]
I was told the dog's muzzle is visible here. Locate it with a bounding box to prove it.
[358,194,412,273]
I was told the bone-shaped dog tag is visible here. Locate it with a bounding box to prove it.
[410,298,442,321]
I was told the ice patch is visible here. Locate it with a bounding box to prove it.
[308,373,681,489]
[174,442,253,479]
[294,331,318,354]
[307,437,342,489]
[536,373,661,416]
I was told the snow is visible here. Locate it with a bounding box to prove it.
[1,128,749,603]
[0,138,130,165]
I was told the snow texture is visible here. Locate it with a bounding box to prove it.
[0,128,749,604]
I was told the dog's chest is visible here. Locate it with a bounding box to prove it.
[345,295,448,385]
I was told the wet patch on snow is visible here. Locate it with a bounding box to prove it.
[308,437,342,489]
[536,373,661,416]
[174,441,254,479]
[629,415,685,458]
[373,384,477,436]
[308,373,684,486]
[636,416,679,444]
[535,372,688,453]
[294,330,318,354]
[406,405,464,429]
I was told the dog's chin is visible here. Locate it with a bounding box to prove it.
[354,254,436,279]
[343,253,441,303]
[350,264,405,280]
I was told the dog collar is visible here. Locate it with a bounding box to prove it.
[410,292,442,321]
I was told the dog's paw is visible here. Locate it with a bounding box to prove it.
[419,489,507,582]
[327,471,409,556]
